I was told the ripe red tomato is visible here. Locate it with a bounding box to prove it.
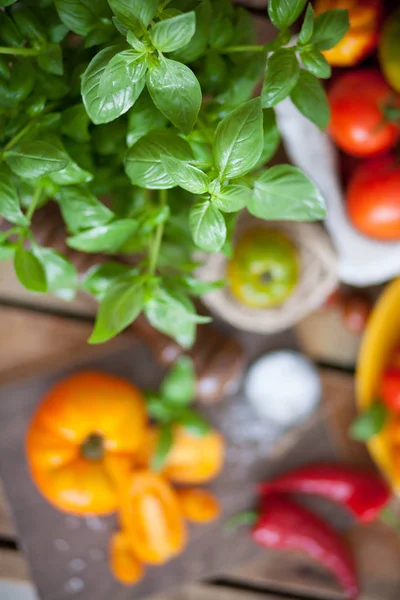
[381,369,400,413]
[346,154,400,240]
[328,70,400,157]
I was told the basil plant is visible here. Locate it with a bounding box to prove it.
[0,0,348,346]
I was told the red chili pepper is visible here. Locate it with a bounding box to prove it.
[259,463,390,523]
[252,495,359,600]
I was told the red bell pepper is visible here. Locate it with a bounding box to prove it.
[252,495,359,600]
[260,463,390,523]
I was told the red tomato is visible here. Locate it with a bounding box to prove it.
[381,369,400,412]
[346,154,400,240]
[328,70,400,157]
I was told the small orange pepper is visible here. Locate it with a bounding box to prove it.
[109,531,144,585]
[314,0,382,67]
[176,488,221,523]
[119,471,187,565]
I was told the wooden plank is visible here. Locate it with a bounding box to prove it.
[0,549,30,581]
[0,307,131,386]
[0,480,15,538]
[152,584,297,600]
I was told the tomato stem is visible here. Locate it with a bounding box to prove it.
[81,433,104,461]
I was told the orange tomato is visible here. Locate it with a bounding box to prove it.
[109,531,144,585]
[176,488,221,523]
[140,426,225,484]
[120,471,186,565]
[26,371,147,515]
[314,0,382,67]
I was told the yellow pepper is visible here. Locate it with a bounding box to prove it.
[314,0,381,67]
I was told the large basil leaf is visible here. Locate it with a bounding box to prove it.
[298,4,315,45]
[49,159,93,186]
[290,71,330,130]
[81,261,134,300]
[146,57,202,135]
[108,0,157,27]
[160,156,209,194]
[125,130,193,189]
[150,12,196,53]
[126,90,167,147]
[311,9,349,51]
[89,274,145,343]
[0,165,28,226]
[98,50,147,95]
[67,219,138,253]
[54,0,98,35]
[248,165,326,221]
[268,0,307,29]
[32,246,77,301]
[212,185,252,213]
[14,244,47,293]
[145,287,210,348]
[59,186,114,233]
[261,49,300,108]
[5,141,70,179]
[171,0,211,63]
[213,98,263,179]
[190,200,226,252]
[300,49,331,79]
[81,45,144,124]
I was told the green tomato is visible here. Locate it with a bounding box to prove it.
[227,228,299,308]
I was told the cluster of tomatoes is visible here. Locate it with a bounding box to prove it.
[318,0,400,241]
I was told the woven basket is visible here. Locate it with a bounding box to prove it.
[196,213,338,334]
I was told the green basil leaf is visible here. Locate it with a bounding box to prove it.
[160,156,209,194]
[212,185,251,213]
[268,0,307,30]
[350,402,388,441]
[145,287,210,348]
[12,7,46,42]
[82,262,135,300]
[67,219,138,253]
[248,164,326,221]
[310,9,350,51]
[178,274,224,297]
[61,105,90,143]
[81,45,145,125]
[146,57,202,135]
[59,186,114,233]
[35,70,70,101]
[161,356,196,406]
[89,274,145,343]
[300,49,331,79]
[0,165,28,226]
[32,246,77,301]
[126,90,167,147]
[233,7,257,46]
[210,0,234,49]
[145,393,176,423]
[125,130,193,189]
[0,61,35,109]
[190,200,226,252]
[171,0,211,63]
[216,52,266,110]
[49,22,69,43]
[5,141,70,179]
[108,0,157,27]
[213,97,263,179]
[177,408,211,437]
[0,0,18,6]
[98,50,147,95]
[49,159,93,186]
[0,57,10,80]
[255,108,280,168]
[290,70,330,130]
[126,31,146,52]
[54,0,98,35]
[150,11,196,53]
[298,4,314,44]
[14,244,47,293]
[151,424,174,472]
[261,49,300,108]
[38,44,64,76]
